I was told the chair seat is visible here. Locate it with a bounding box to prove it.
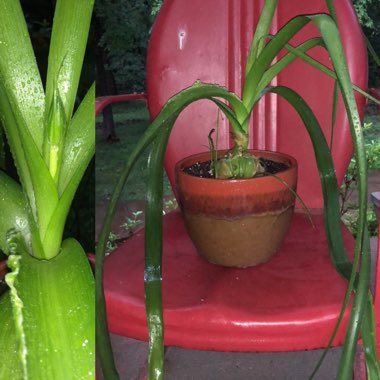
[104,210,355,352]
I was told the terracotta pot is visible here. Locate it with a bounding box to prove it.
[175,150,298,267]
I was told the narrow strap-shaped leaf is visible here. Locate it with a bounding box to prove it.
[210,98,246,137]
[243,16,310,113]
[245,0,278,76]
[329,80,339,150]
[43,152,95,265]
[95,83,245,262]
[262,16,369,321]
[145,128,173,380]
[40,84,95,258]
[16,120,59,248]
[0,0,45,154]
[45,0,95,123]
[96,82,246,379]
[308,13,369,303]
[0,85,57,259]
[337,228,371,379]
[325,0,338,24]
[361,293,380,379]
[58,83,95,196]
[264,86,353,378]
[264,85,375,378]
[0,83,36,222]
[365,34,380,67]
[256,37,324,100]
[280,41,380,105]
[44,0,94,184]
[269,173,314,227]
[0,171,31,254]
[264,86,351,274]
[276,10,373,375]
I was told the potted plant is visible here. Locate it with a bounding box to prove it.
[175,149,297,267]
[97,0,379,378]
[0,1,94,379]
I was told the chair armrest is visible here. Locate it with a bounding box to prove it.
[95,93,147,116]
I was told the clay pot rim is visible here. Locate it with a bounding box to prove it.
[175,149,297,183]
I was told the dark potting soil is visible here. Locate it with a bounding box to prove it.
[183,157,289,178]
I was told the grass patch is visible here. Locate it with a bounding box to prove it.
[96,102,173,205]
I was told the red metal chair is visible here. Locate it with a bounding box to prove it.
[96,93,146,116]
[99,0,378,375]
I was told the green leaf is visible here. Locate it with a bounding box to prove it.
[361,293,380,379]
[280,40,380,106]
[0,86,57,259]
[0,126,5,170]
[96,82,246,380]
[264,86,351,274]
[256,37,324,96]
[16,117,59,253]
[365,34,380,68]
[0,290,23,379]
[245,0,278,75]
[329,80,339,150]
[0,82,37,225]
[265,84,374,378]
[210,98,246,137]
[44,0,94,187]
[306,22,370,376]
[40,84,95,259]
[243,16,310,112]
[0,238,95,379]
[0,171,31,254]
[58,83,95,196]
[45,0,95,123]
[0,0,45,154]
[144,130,171,380]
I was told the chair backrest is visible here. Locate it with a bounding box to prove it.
[146,0,367,208]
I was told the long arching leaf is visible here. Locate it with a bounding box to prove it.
[264,86,374,379]
[96,82,246,380]
[280,42,380,105]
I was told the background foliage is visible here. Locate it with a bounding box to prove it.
[95,0,163,93]
[96,0,378,93]
[353,0,380,87]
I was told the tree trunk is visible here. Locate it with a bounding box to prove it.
[95,15,118,142]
